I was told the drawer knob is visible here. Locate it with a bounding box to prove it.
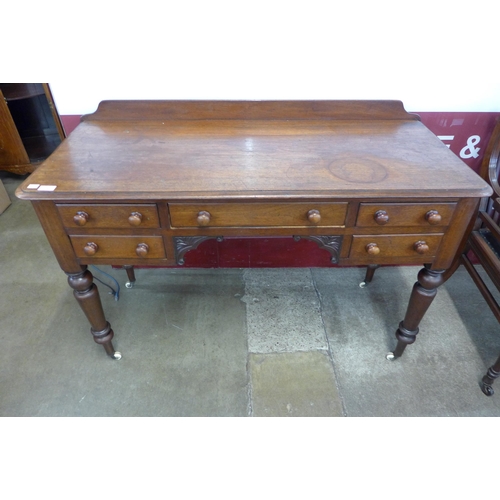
[425,210,442,225]
[307,209,321,224]
[73,211,89,226]
[365,243,381,255]
[136,243,150,257]
[83,242,98,256]
[128,212,143,226]
[197,211,211,226]
[374,210,389,225]
[414,241,430,254]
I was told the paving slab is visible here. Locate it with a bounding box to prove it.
[249,351,344,417]
[242,268,328,353]
[312,266,500,416]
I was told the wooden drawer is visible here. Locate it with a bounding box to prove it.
[169,202,348,227]
[57,204,160,229]
[356,203,456,227]
[350,234,444,259]
[70,235,166,259]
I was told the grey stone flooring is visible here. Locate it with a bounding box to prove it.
[2,171,500,416]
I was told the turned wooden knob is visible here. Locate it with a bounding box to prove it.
[136,243,149,257]
[365,243,381,255]
[425,210,442,225]
[197,211,211,226]
[83,242,98,256]
[73,211,89,226]
[414,241,430,254]
[128,212,143,226]
[307,209,321,224]
[374,210,389,225]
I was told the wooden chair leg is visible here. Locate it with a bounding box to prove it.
[481,354,500,396]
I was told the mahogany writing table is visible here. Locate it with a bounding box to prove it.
[16,100,492,361]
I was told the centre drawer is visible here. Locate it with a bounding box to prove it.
[57,204,160,229]
[70,236,166,259]
[356,203,456,227]
[169,202,348,227]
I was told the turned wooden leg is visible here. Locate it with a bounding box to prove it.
[387,266,446,360]
[67,266,121,359]
[480,354,500,396]
[123,265,136,288]
[359,264,380,287]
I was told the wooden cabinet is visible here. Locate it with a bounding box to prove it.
[0,83,65,175]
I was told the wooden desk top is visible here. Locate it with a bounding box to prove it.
[16,100,491,201]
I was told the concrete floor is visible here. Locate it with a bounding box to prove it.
[2,171,500,417]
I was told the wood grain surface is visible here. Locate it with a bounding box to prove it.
[16,101,491,201]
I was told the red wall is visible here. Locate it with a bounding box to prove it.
[418,112,500,174]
